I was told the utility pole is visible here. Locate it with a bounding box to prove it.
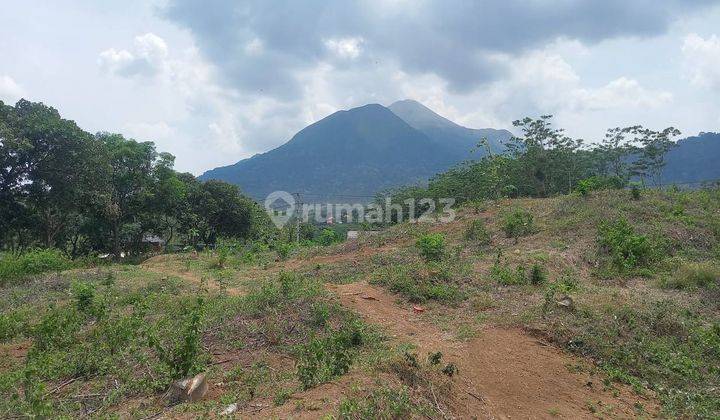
[293,192,302,244]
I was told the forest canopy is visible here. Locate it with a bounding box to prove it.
[0,99,271,256]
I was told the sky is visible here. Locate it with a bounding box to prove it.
[1,0,719,175]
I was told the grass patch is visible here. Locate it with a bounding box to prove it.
[660,261,720,290]
[371,264,464,304]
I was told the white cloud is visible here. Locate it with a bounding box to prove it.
[682,33,720,90]
[123,121,175,141]
[574,77,673,110]
[98,33,168,77]
[324,37,364,60]
[0,75,26,103]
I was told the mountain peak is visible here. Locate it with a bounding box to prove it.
[388,99,461,130]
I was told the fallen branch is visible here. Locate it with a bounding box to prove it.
[44,377,77,396]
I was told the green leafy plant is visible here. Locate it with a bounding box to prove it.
[502,208,535,242]
[275,242,294,260]
[416,233,446,262]
[317,228,339,246]
[464,219,491,245]
[71,280,96,314]
[296,321,365,389]
[598,218,657,271]
[530,263,547,285]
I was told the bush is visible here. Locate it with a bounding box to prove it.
[372,265,463,303]
[464,219,491,245]
[502,208,535,242]
[576,176,625,196]
[0,249,72,284]
[631,184,642,200]
[416,233,445,262]
[296,321,365,389]
[149,296,206,379]
[491,263,527,286]
[529,263,547,285]
[275,242,294,260]
[598,219,657,271]
[71,280,96,314]
[317,228,339,246]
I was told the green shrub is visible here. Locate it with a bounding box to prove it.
[631,185,642,200]
[296,321,365,389]
[317,228,339,246]
[576,176,625,196]
[416,233,445,262]
[372,265,463,303]
[71,280,96,314]
[0,249,72,284]
[491,263,527,286]
[598,218,657,271]
[464,219,491,245]
[529,263,547,285]
[0,309,33,341]
[275,242,294,260]
[149,296,206,379]
[502,208,535,242]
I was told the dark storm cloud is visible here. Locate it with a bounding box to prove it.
[163,0,719,96]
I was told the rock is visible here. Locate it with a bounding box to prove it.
[556,295,574,310]
[221,403,238,416]
[168,373,208,404]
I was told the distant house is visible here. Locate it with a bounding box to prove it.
[143,234,165,251]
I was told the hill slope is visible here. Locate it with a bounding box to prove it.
[388,99,511,155]
[661,132,720,184]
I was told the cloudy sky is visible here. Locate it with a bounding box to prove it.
[2,0,719,174]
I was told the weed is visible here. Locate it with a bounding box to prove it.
[530,263,548,285]
[275,242,294,260]
[149,296,207,379]
[598,218,658,272]
[71,280,96,314]
[338,385,415,419]
[296,321,366,389]
[464,219,491,245]
[372,265,463,303]
[502,208,535,242]
[660,261,720,290]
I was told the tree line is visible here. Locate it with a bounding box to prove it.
[385,115,681,208]
[0,99,272,257]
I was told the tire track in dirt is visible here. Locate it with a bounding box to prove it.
[329,281,658,419]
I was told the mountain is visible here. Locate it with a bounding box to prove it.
[661,132,720,184]
[388,99,510,156]
[200,103,479,200]
[200,101,513,201]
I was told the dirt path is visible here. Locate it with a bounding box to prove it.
[329,281,657,419]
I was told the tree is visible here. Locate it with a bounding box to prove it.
[632,127,680,186]
[96,133,158,256]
